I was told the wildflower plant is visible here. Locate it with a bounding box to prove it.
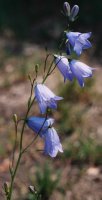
[3,2,96,199]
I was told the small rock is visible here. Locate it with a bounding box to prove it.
[86,167,100,176]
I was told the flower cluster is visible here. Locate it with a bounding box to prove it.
[26,84,63,158]
[26,2,95,157]
[27,117,63,157]
[54,56,94,87]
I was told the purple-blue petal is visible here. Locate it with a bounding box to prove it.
[66,31,92,55]
[54,96,63,101]
[38,101,47,114]
[80,32,92,39]
[26,116,54,136]
[66,42,71,55]
[74,41,83,56]
[83,40,92,49]
[66,32,80,46]
[47,99,57,110]
[54,55,74,82]
[69,60,94,87]
[76,73,84,87]
[34,84,63,114]
[44,127,63,157]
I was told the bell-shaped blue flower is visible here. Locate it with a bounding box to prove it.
[34,84,63,114]
[26,116,54,136]
[44,127,63,157]
[66,32,92,56]
[54,55,74,82]
[69,60,95,87]
[26,116,63,157]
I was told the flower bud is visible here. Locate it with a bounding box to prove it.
[13,114,18,124]
[4,182,9,196]
[63,2,70,17]
[70,5,79,21]
[35,64,39,74]
[28,74,32,82]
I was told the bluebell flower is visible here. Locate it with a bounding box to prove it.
[26,116,54,136]
[26,116,63,157]
[34,84,63,114]
[66,32,92,56]
[54,55,74,82]
[44,127,63,157]
[69,60,95,87]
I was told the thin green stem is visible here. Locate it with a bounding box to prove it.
[8,152,22,200]
[43,51,67,80]
[48,56,63,75]
[42,58,55,83]
[43,53,52,74]
[58,32,66,51]
[8,78,36,200]
[12,122,18,168]
[8,55,56,199]
[6,9,73,198]
[20,78,35,151]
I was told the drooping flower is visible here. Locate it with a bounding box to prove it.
[69,59,95,87]
[54,55,74,82]
[26,116,54,136]
[26,116,63,157]
[66,32,92,56]
[44,127,63,157]
[70,5,79,21]
[34,84,63,114]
